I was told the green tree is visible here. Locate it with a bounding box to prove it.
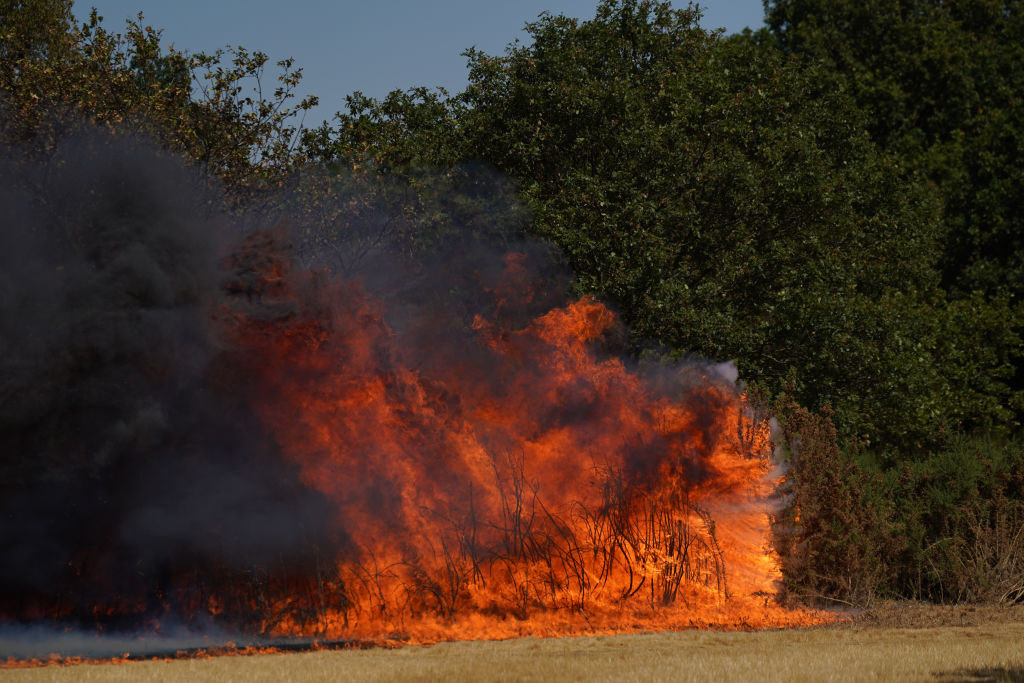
[0,0,317,201]
[765,0,1024,324]
[310,0,1022,449]
[456,1,957,448]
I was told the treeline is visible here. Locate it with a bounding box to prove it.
[2,0,1022,605]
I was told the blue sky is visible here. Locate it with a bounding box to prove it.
[72,1,767,127]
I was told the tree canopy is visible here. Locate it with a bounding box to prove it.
[765,0,1024,375]
[306,0,1019,450]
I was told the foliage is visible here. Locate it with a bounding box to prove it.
[766,0,1024,298]
[304,87,466,174]
[764,0,1024,437]
[872,434,1024,602]
[299,88,527,274]
[775,399,1024,605]
[0,0,316,201]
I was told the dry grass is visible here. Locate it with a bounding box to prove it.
[4,606,1024,682]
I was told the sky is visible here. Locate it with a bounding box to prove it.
[71,1,768,128]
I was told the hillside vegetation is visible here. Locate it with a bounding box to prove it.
[1,0,1022,606]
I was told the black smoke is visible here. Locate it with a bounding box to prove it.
[0,130,341,632]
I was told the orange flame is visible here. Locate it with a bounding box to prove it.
[216,243,829,641]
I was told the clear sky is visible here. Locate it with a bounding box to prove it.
[71,1,767,128]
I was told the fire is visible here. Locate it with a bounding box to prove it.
[1,227,829,659]
[214,236,825,640]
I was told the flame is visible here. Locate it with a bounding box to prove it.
[214,239,827,640]
[1,231,829,657]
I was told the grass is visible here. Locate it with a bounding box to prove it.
[4,606,1024,682]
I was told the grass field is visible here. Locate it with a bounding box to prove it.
[3,605,1024,682]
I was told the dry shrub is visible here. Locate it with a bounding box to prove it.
[772,393,1024,606]
[771,394,894,606]
[936,492,1024,604]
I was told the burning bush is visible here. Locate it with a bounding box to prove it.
[0,129,825,644]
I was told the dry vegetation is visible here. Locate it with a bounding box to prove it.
[4,605,1024,682]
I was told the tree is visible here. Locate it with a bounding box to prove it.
[0,0,317,202]
[458,1,964,449]
[766,0,1024,310]
[310,0,1022,449]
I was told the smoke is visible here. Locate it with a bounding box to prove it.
[0,130,340,623]
[0,622,266,660]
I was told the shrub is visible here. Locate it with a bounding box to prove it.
[772,393,895,605]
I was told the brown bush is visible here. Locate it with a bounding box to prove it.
[771,394,895,605]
